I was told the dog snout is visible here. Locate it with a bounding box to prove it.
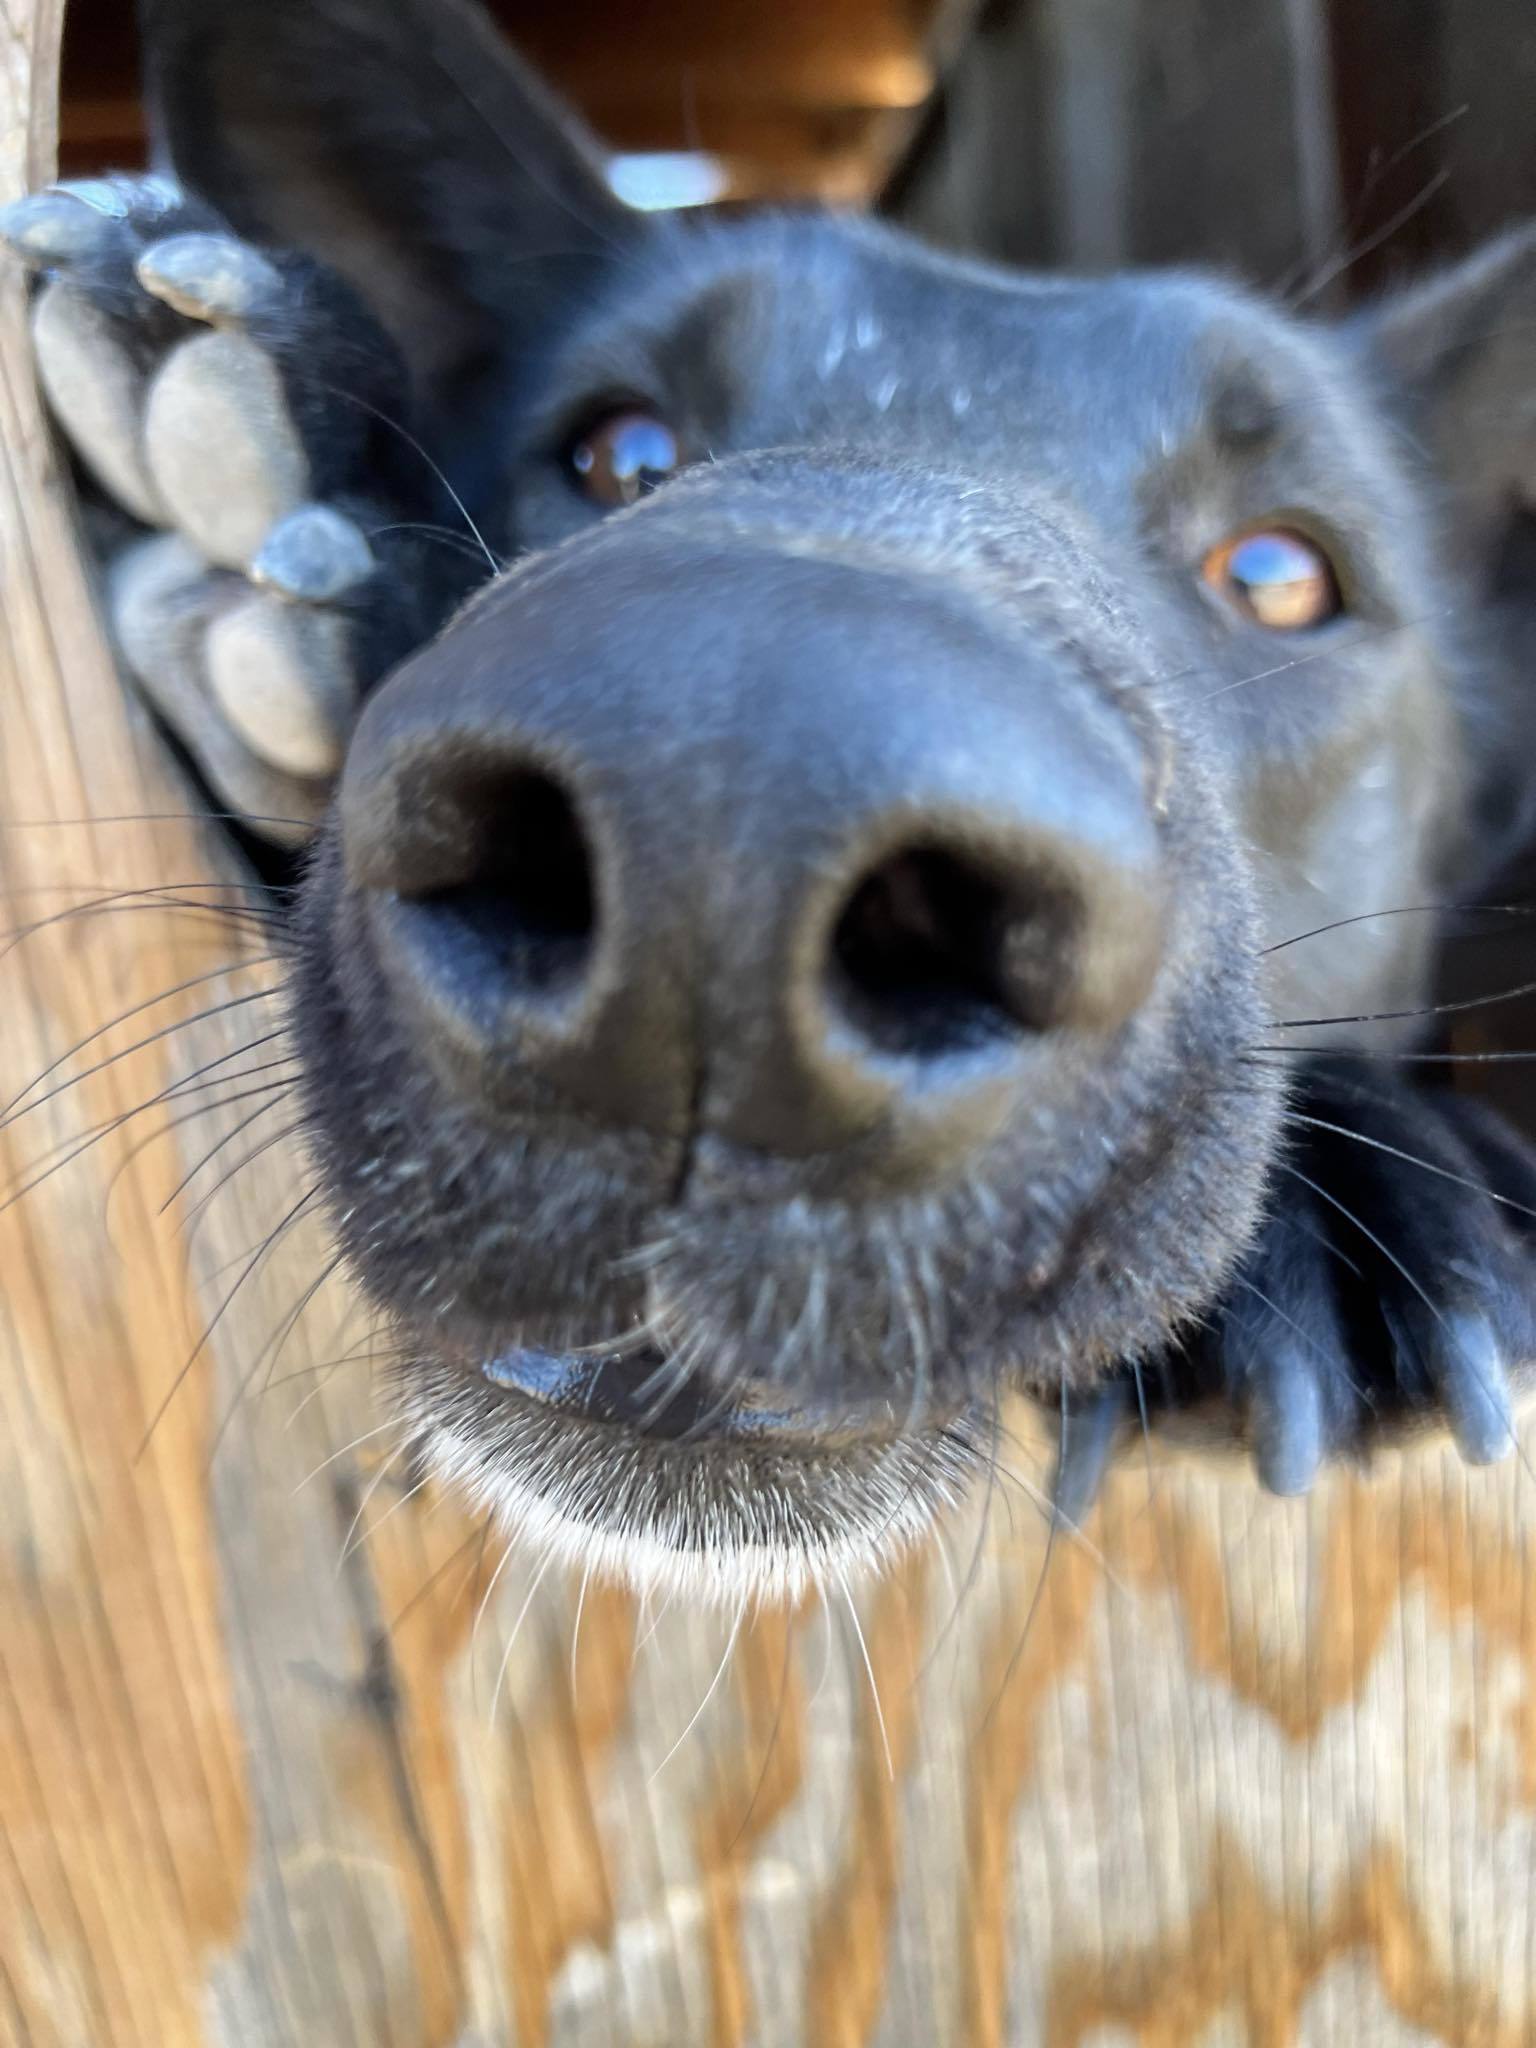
[339,503,1167,1193]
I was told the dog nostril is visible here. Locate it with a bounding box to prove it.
[409,770,596,998]
[829,845,1079,1057]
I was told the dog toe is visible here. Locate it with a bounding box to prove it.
[1423,1307,1514,1464]
[250,503,376,602]
[1247,1336,1327,1494]
[30,277,170,525]
[109,531,336,836]
[0,186,121,267]
[144,330,313,567]
[1051,1378,1128,1524]
[135,232,285,328]
[205,591,358,780]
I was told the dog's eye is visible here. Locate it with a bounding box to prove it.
[569,410,681,508]
[1202,527,1341,630]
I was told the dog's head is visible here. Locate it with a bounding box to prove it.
[151,0,1536,1597]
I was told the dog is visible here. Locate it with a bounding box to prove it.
[6,0,1536,1599]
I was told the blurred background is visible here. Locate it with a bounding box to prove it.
[57,0,1536,301]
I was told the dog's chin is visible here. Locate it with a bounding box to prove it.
[398,1347,985,1606]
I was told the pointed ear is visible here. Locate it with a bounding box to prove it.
[1359,227,1536,875]
[139,0,635,402]
[1358,225,1536,579]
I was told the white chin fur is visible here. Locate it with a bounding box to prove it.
[404,1364,983,1607]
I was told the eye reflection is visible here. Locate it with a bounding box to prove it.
[569,410,682,508]
[1203,527,1342,631]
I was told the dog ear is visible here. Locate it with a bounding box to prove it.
[1359,225,1536,577]
[1359,226,1536,873]
[139,0,634,404]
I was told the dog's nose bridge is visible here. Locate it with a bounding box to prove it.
[657,565,1162,1157]
[340,482,1168,1186]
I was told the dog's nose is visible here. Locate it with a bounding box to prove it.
[340,514,1166,1190]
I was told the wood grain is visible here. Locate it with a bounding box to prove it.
[6,4,1536,2043]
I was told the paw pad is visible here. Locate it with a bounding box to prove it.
[3,173,427,839]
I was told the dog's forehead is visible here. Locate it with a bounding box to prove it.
[643,215,1326,476]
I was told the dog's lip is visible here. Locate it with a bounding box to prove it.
[478,1343,917,1448]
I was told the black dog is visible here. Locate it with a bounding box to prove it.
[8,0,1536,1598]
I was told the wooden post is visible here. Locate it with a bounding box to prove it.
[4,5,1536,2042]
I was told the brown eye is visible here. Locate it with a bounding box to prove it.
[569,410,681,507]
[1202,527,1342,631]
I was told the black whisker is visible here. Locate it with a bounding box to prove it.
[0,1051,295,1215]
[366,520,501,567]
[1273,104,1466,302]
[0,890,277,965]
[254,1251,352,1408]
[262,1330,397,1397]
[1289,163,1453,308]
[160,1095,295,1214]
[0,874,284,909]
[921,1399,1006,1676]
[180,1117,310,1259]
[1272,971,1536,1032]
[136,1185,322,1460]
[1264,901,1535,955]
[724,1599,801,1855]
[977,1391,1063,1730]
[106,1083,292,1217]
[1249,1044,1536,1066]
[0,809,317,833]
[1231,1273,1367,1396]
[1,965,279,1125]
[1194,609,1451,706]
[1280,1108,1536,1218]
[315,381,501,574]
[1273,1159,1443,1327]
[387,1513,499,1636]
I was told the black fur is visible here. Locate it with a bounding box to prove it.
[55,0,1536,1570]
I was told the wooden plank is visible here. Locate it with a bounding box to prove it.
[889,0,1536,298]
[1325,0,1536,299]
[6,3,1536,2042]
[889,0,1343,293]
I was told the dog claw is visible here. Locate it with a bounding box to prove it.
[55,175,184,218]
[1173,1058,1536,1486]
[0,189,114,266]
[1430,1310,1514,1465]
[1248,1340,1324,1496]
[1051,1379,1127,1525]
[251,504,376,601]
[136,233,284,325]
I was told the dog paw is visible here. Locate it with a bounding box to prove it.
[1214,1056,1536,1489]
[1053,1058,1536,1515]
[1,177,451,841]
